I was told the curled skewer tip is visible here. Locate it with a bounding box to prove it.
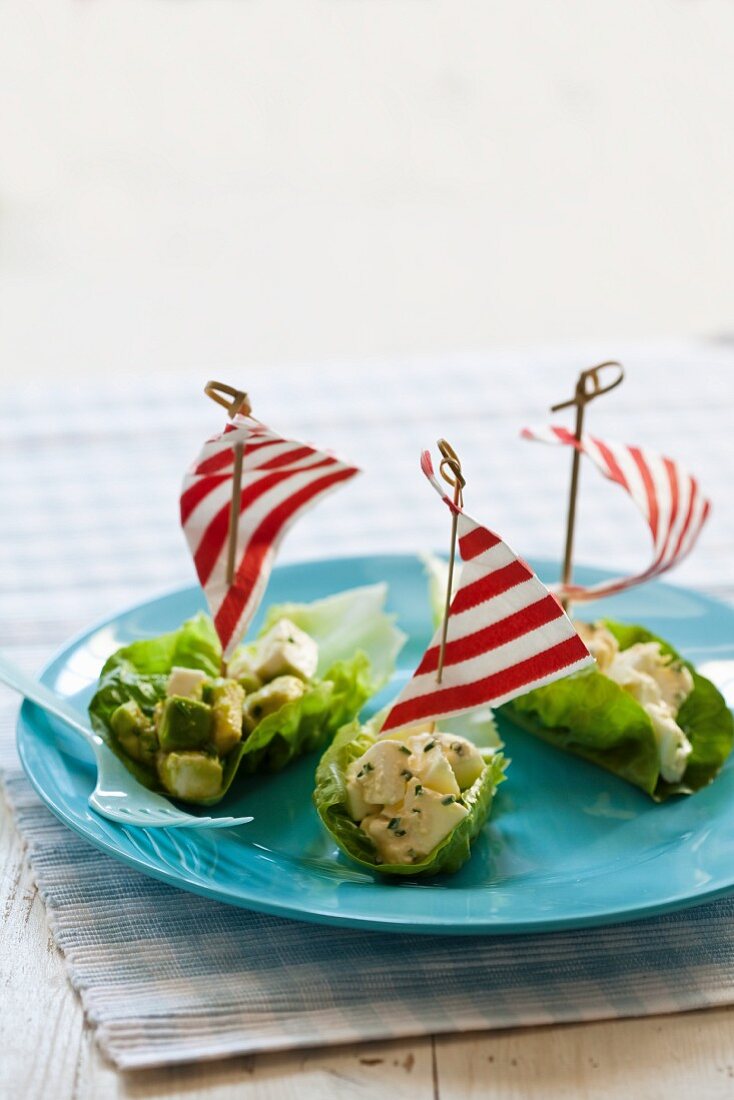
[551,361,624,413]
[204,380,252,419]
[437,438,466,506]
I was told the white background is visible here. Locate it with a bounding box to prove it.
[2,0,734,377]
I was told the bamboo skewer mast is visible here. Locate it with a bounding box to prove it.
[226,443,244,585]
[435,439,466,685]
[204,380,252,586]
[551,361,624,611]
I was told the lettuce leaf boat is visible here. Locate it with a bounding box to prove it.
[89,583,405,805]
[501,620,733,801]
[314,710,506,877]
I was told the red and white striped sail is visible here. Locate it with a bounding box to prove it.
[380,450,593,733]
[181,416,360,657]
[521,426,711,601]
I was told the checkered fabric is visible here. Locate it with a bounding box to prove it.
[2,341,733,1069]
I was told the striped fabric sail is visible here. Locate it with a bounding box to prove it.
[521,426,711,601]
[380,450,593,733]
[181,416,360,657]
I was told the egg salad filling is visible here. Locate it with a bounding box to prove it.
[576,621,694,783]
[344,727,487,864]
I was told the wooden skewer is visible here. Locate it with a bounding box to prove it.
[225,442,244,585]
[551,361,624,612]
[203,380,252,586]
[435,439,466,685]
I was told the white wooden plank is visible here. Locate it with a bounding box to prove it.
[435,1013,734,1100]
[77,1038,434,1100]
[0,792,87,1098]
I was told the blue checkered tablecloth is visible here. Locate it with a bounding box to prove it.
[2,343,734,1068]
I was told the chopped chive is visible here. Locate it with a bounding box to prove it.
[424,741,436,752]
[394,829,407,837]
[451,742,464,754]
[411,808,422,814]
[441,795,455,805]
[387,817,400,831]
[401,769,412,779]
[363,762,374,773]
[399,745,411,755]
[356,770,364,779]
[414,785,423,795]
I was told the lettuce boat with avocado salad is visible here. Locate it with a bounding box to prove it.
[314,710,506,877]
[89,583,405,806]
[501,619,733,800]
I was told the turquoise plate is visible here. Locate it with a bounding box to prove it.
[16,554,734,935]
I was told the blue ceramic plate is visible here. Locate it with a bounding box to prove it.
[16,554,734,935]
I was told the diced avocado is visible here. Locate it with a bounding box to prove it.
[238,670,263,694]
[157,695,212,751]
[252,618,318,683]
[157,751,223,801]
[242,675,306,733]
[166,666,207,699]
[226,649,263,694]
[209,679,245,756]
[110,700,158,765]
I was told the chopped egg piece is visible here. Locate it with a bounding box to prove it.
[575,620,619,674]
[435,733,485,790]
[345,740,413,808]
[608,642,693,712]
[253,618,318,682]
[345,730,485,864]
[646,701,693,783]
[577,623,694,783]
[407,733,460,797]
[344,782,380,824]
[361,779,469,864]
[165,666,207,699]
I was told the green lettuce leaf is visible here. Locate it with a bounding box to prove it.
[313,714,506,877]
[422,551,451,629]
[257,582,405,685]
[229,651,376,778]
[87,612,221,792]
[100,611,222,680]
[88,586,406,804]
[501,619,733,800]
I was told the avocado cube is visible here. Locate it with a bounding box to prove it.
[236,669,263,694]
[209,679,245,756]
[226,649,263,694]
[158,695,212,751]
[157,751,223,801]
[110,700,158,765]
[242,675,305,734]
